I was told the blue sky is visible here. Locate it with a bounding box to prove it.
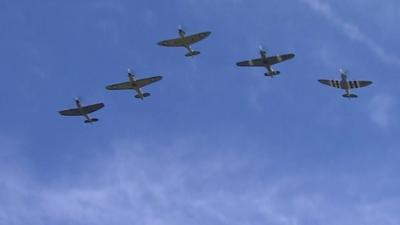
[1,0,400,224]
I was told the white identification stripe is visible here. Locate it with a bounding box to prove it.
[331,80,339,88]
[249,60,254,66]
[348,81,353,89]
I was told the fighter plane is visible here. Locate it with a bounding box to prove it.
[59,98,105,123]
[236,47,295,77]
[318,69,373,98]
[157,26,211,57]
[106,69,162,100]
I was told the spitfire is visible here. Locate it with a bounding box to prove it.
[106,69,163,100]
[158,27,211,57]
[59,98,104,123]
[318,69,373,98]
[236,47,295,77]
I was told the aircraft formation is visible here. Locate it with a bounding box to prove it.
[59,27,373,123]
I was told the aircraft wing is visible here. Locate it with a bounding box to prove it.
[265,53,295,65]
[236,53,295,67]
[59,103,104,116]
[183,32,211,45]
[236,58,265,67]
[318,80,373,89]
[318,79,341,88]
[158,32,211,47]
[106,82,133,90]
[347,80,373,89]
[136,76,163,88]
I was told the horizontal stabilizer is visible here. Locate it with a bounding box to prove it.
[84,118,99,123]
[135,93,151,99]
[185,51,200,57]
[265,71,280,77]
[342,94,358,98]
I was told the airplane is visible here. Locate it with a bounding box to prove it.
[236,47,295,77]
[157,26,211,57]
[106,69,162,100]
[318,69,373,98]
[59,98,105,123]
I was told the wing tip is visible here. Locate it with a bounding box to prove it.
[157,41,168,46]
[58,110,73,116]
[236,61,247,66]
[318,79,328,84]
[364,80,373,87]
[153,76,163,81]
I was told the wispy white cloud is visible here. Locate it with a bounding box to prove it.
[368,93,396,128]
[246,81,272,111]
[1,136,400,225]
[301,0,400,67]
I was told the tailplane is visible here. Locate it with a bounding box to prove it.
[135,93,151,99]
[84,118,99,123]
[342,93,358,98]
[185,51,200,57]
[264,71,281,77]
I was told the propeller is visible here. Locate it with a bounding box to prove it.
[340,68,349,75]
[178,25,186,30]
[74,96,83,105]
[259,45,267,54]
[178,25,186,35]
[258,45,268,58]
[128,68,135,77]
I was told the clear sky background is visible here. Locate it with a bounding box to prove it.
[1,0,400,224]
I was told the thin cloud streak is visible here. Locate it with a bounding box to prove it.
[368,93,396,128]
[1,137,400,225]
[301,0,400,67]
